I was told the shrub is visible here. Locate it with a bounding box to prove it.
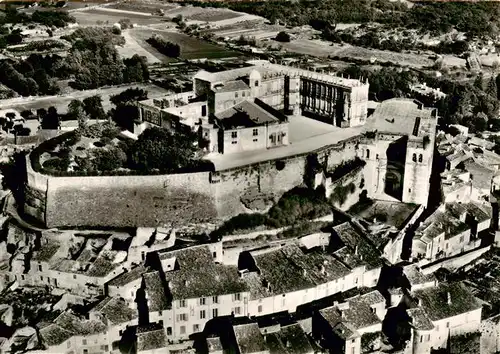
[276,31,291,42]
[211,213,268,240]
[43,157,70,172]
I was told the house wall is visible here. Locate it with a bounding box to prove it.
[431,308,482,349]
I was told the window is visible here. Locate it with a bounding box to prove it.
[201,105,207,117]
[351,347,355,354]
[231,131,238,139]
[167,327,172,336]
[38,264,42,271]
[193,324,200,332]
[420,336,423,343]
[67,341,71,348]
[253,128,258,136]
[178,300,187,308]
[412,153,417,162]
[212,308,218,318]
[159,310,162,316]
[40,276,43,281]
[446,322,450,328]
[419,154,423,163]
[253,139,258,142]
[180,326,186,335]
[232,141,237,144]
[73,274,77,279]
[234,307,241,315]
[233,293,241,301]
[200,310,206,319]
[200,298,206,306]
[366,149,370,159]
[235,92,239,98]
[460,235,464,243]
[212,296,219,304]
[255,81,259,87]
[82,339,87,345]
[242,91,246,97]
[177,313,188,322]
[258,305,262,313]
[83,350,88,354]
[426,335,430,342]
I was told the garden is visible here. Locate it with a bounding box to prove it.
[30,124,213,176]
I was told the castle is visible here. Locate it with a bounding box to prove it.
[24,61,437,228]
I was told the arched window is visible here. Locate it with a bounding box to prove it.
[418,154,423,163]
[366,149,370,159]
[412,153,417,162]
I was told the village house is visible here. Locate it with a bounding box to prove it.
[411,205,476,262]
[312,290,386,354]
[37,298,137,354]
[406,281,482,353]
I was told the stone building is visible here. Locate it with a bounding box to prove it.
[137,60,369,155]
[359,98,438,206]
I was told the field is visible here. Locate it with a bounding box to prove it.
[71,8,166,26]
[281,40,435,68]
[128,28,241,60]
[0,83,170,114]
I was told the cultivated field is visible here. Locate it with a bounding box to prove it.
[71,8,166,26]
[1,83,170,114]
[129,28,241,60]
[118,29,163,64]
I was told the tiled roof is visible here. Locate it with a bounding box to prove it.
[160,245,248,300]
[413,282,481,321]
[403,265,437,287]
[213,80,249,93]
[233,323,268,354]
[137,323,166,352]
[143,271,169,312]
[91,297,137,325]
[414,209,469,241]
[216,99,281,129]
[407,308,434,330]
[33,239,60,262]
[108,264,147,287]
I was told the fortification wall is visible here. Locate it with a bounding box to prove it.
[44,172,217,228]
[24,137,363,228]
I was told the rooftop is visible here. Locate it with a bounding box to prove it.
[160,245,248,300]
[413,282,481,321]
[319,307,358,340]
[91,297,137,325]
[331,222,383,270]
[445,202,492,224]
[108,264,147,287]
[137,323,166,352]
[267,323,313,354]
[233,323,268,354]
[407,308,434,330]
[363,98,436,138]
[32,239,61,262]
[39,311,106,347]
[213,79,249,93]
[414,209,469,242]
[403,265,437,287]
[143,271,170,312]
[216,99,283,129]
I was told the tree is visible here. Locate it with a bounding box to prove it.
[68,99,89,129]
[487,75,498,99]
[474,74,484,90]
[276,31,291,42]
[40,106,59,129]
[130,127,197,172]
[110,88,148,131]
[82,95,106,122]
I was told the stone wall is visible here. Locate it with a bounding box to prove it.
[24,137,362,228]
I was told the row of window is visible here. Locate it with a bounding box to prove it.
[177,294,242,309]
[231,129,259,139]
[176,308,220,322]
[412,153,424,163]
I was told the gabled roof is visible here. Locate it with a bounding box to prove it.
[143,271,169,312]
[216,99,282,129]
[413,282,481,321]
[233,323,268,354]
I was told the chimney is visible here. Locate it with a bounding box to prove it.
[286,340,291,348]
[320,264,326,275]
[447,292,451,305]
[354,245,359,256]
[303,269,307,277]
[418,298,423,307]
